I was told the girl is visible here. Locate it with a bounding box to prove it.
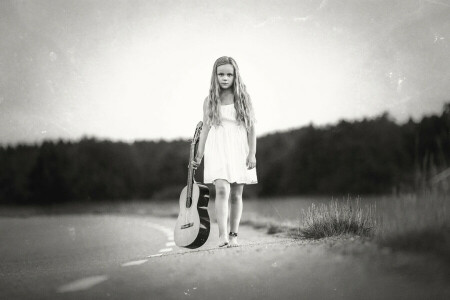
[191,56,257,248]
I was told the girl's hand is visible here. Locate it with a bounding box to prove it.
[190,155,203,169]
[246,154,256,170]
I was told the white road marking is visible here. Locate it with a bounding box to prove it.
[136,222,177,260]
[57,275,108,293]
[159,248,173,253]
[148,253,163,258]
[121,259,148,267]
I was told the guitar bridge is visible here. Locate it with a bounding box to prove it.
[181,222,194,229]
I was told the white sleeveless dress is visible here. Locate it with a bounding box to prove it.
[204,103,258,185]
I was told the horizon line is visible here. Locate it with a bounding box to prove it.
[2,107,447,148]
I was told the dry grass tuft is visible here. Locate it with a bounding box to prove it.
[298,197,376,239]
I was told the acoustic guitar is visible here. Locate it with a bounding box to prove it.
[174,121,210,248]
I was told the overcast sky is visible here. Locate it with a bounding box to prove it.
[1,0,449,146]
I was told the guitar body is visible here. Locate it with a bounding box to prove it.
[174,121,210,249]
[174,183,210,248]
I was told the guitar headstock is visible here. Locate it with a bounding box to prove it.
[192,121,203,144]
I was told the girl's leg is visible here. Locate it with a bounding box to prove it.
[229,183,244,247]
[214,179,231,246]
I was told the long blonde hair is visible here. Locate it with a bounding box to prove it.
[206,56,256,131]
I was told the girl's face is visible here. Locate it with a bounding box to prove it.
[216,64,235,90]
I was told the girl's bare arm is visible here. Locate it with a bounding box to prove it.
[195,97,211,161]
[246,123,257,169]
[247,124,256,156]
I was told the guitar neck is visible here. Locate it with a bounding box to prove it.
[186,121,203,208]
[186,142,196,205]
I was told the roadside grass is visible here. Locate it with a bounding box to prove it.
[282,191,450,263]
[375,192,450,260]
[240,197,377,240]
[296,197,376,239]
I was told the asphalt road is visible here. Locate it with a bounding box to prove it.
[0,214,274,299]
[0,215,449,300]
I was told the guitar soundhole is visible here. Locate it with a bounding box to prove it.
[181,222,194,229]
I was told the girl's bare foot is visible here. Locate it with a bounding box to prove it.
[228,232,239,247]
[218,235,229,247]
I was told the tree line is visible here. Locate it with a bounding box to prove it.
[0,103,448,205]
